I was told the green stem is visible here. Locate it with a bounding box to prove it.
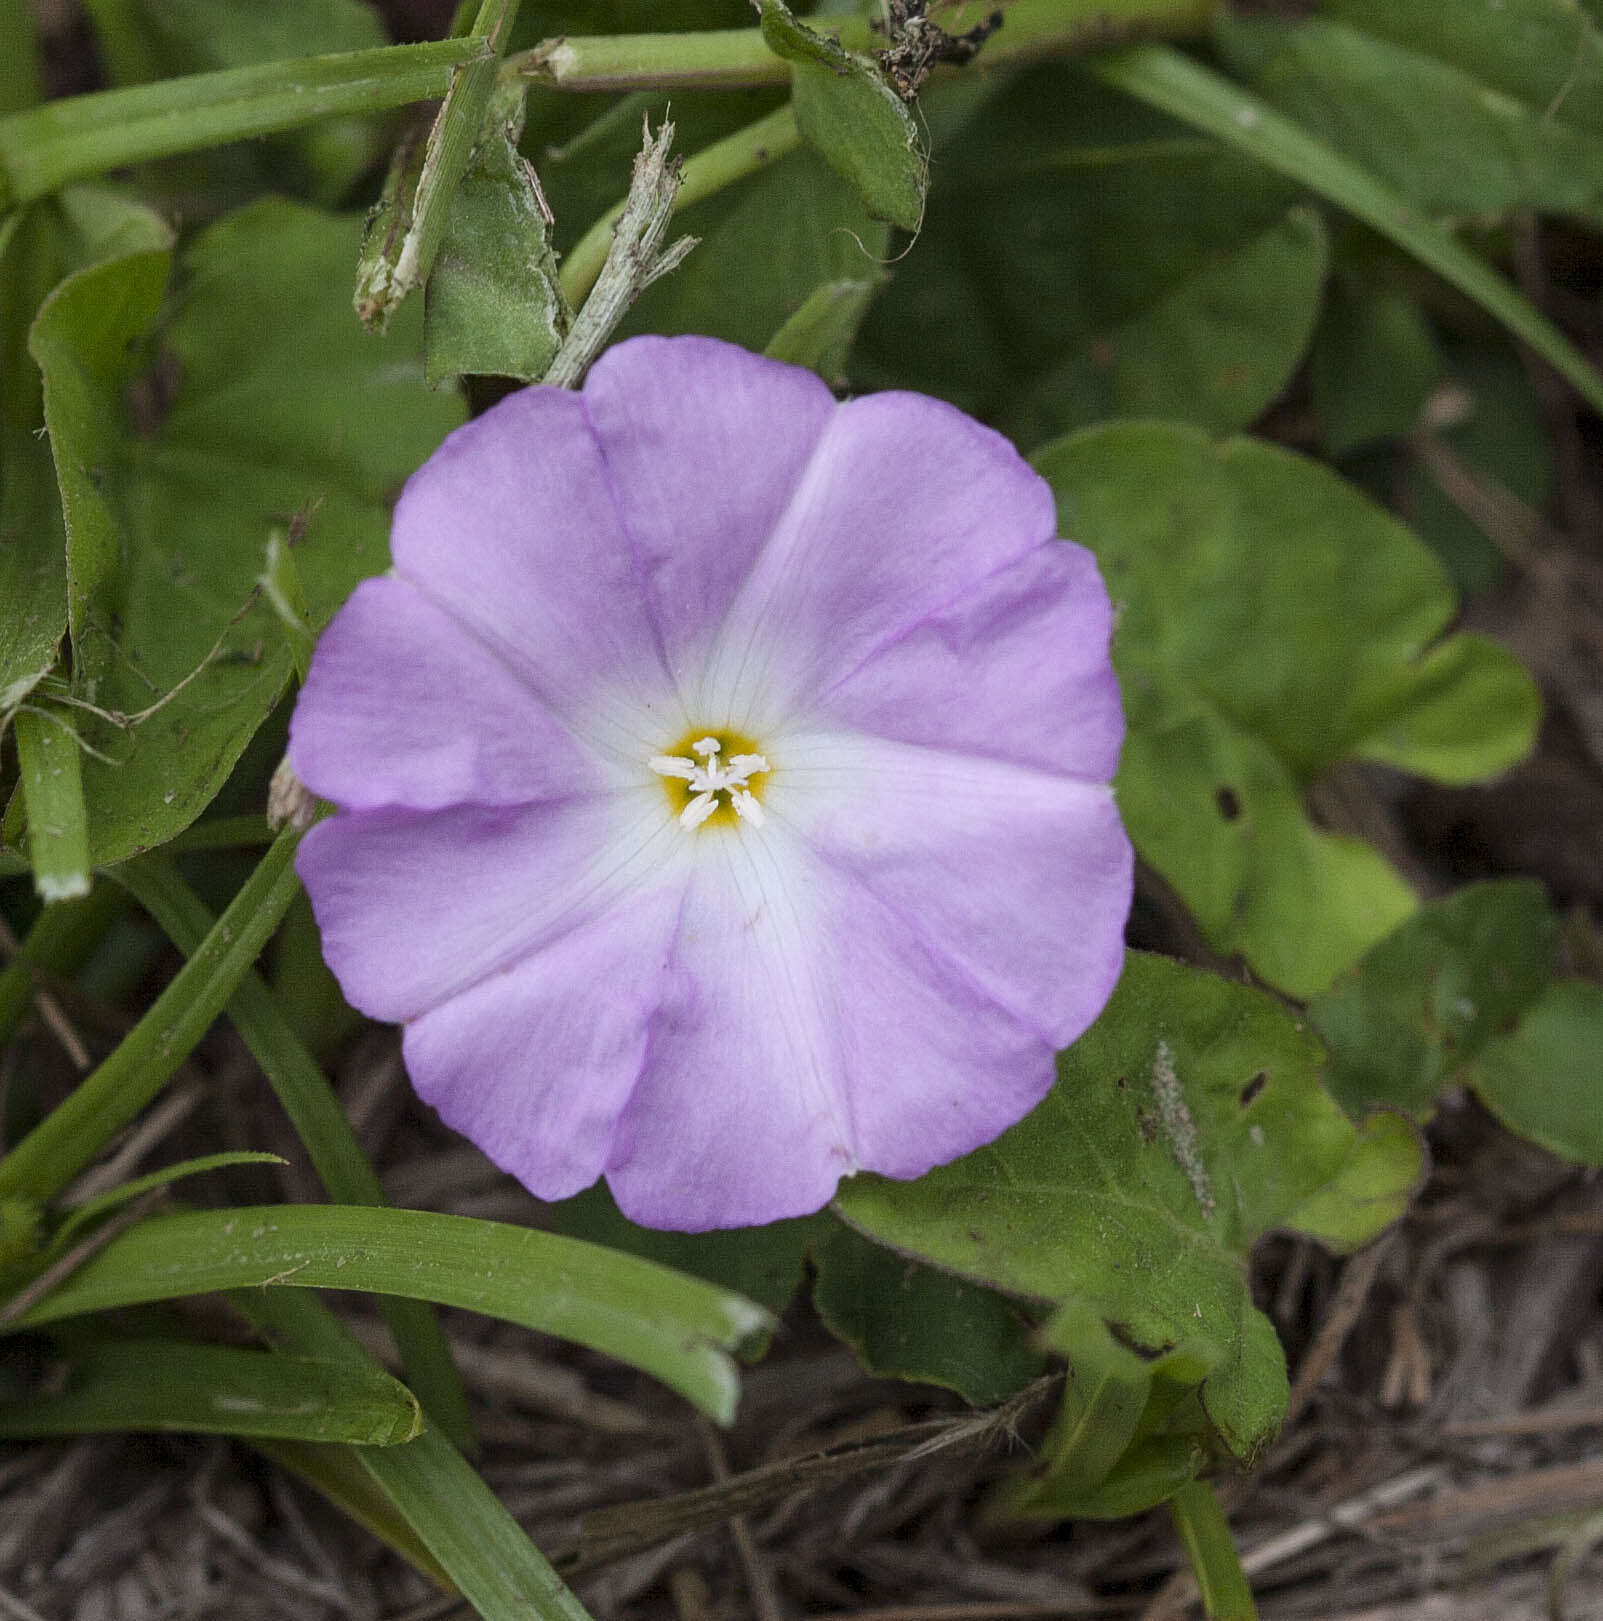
[560,103,799,307]
[1169,1482,1258,1621]
[0,37,484,205]
[115,853,476,1455]
[354,0,521,328]
[12,707,90,904]
[0,827,303,1205]
[513,0,1215,92]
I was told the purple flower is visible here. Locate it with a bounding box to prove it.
[289,336,1132,1231]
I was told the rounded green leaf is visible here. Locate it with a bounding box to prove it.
[854,64,1318,438]
[1311,282,1439,456]
[759,0,925,231]
[1034,420,1540,993]
[1469,981,1603,1166]
[835,953,1423,1464]
[1309,879,1557,1119]
[29,199,463,866]
[1023,205,1328,439]
[812,1222,1045,1406]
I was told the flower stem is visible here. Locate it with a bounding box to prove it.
[0,827,304,1206]
[0,38,484,206]
[559,103,798,310]
[513,0,1217,93]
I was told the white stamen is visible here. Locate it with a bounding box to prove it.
[649,737,772,830]
[681,792,720,830]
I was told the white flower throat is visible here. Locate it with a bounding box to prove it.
[650,735,770,830]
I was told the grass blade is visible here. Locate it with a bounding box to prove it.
[7,1202,769,1422]
[0,828,304,1206]
[1093,44,1603,418]
[115,852,476,1451]
[0,1339,423,1444]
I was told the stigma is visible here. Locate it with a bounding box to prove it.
[650,735,771,830]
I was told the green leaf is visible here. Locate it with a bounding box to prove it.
[30,200,461,866]
[0,197,153,726]
[1034,420,1540,994]
[811,1221,1046,1406]
[835,953,1422,1477]
[256,1439,453,1588]
[0,1339,423,1444]
[621,142,890,355]
[360,1426,594,1621]
[758,0,925,231]
[853,64,1323,439]
[1024,205,1327,439]
[550,1182,820,1319]
[0,431,65,723]
[1092,44,1603,419]
[247,1287,591,1620]
[1169,1481,1258,1621]
[994,1301,1221,1520]
[1308,880,1557,1120]
[6,1203,770,1423]
[1311,282,1439,456]
[763,274,882,386]
[1214,13,1603,223]
[1320,0,1603,141]
[423,84,567,384]
[49,1150,287,1253]
[1468,981,1603,1166]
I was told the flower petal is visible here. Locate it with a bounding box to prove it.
[295,792,681,1023]
[604,829,854,1231]
[812,542,1126,781]
[827,878,1059,1183]
[388,385,670,757]
[582,336,836,689]
[604,833,1062,1230]
[402,878,687,1202]
[289,576,609,811]
[697,390,1059,731]
[769,732,1132,1047]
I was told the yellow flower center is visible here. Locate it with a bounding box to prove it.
[649,730,772,831]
